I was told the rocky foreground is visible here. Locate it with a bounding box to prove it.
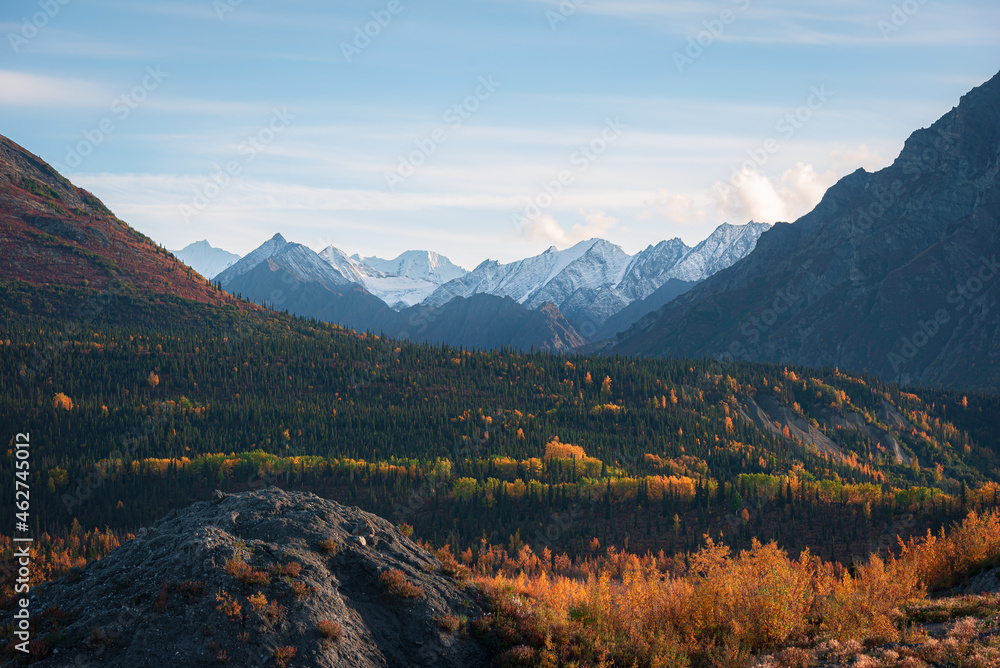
[8,488,489,667]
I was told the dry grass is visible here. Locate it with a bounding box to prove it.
[905,592,1000,623]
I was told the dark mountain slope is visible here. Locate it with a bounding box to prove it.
[606,70,1000,392]
[396,296,585,351]
[221,255,399,330]
[592,278,698,340]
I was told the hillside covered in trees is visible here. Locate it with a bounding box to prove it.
[2,279,999,572]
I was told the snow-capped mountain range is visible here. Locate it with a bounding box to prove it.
[424,222,771,326]
[190,221,770,343]
[171,240,241,279]
[211,235,584,351]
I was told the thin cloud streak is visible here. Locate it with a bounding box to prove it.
[0,71,109,108]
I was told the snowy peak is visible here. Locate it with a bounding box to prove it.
[422,238,631,324]
[276,242,354,286]
[171,240,241,279]
[542,238,605,284]
[319,245,383,284]
[215,235,350,291]
[320,247,467,308]
[214,222,768,330]
[357,250,467,285]
[665,221,771,282]
[422,223,769,329]
[423,240,608,308]
[221,238,467,310]
[319,246,440,308]
[214,235,288,283]
[614,238,692,297]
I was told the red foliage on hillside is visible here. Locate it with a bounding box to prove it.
[0,135,246,308]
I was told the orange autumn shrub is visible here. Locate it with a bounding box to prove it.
[709,540,815,650]
[473,510,1000,665]
[899,510,1000,590]
[820,554,922,642]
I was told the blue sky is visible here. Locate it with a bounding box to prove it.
[3,0,998,268]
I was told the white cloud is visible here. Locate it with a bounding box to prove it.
[0,71,108,108]
[636,139,895,229]
[712,168,788,222]
[779,162,836,213]
[519,213,571,245]
[519,209,618,246]
[710,162,838,223]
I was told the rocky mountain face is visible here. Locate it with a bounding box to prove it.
[0,135,231,306]
[171,240,241,280]
[606,70,1000,392]
[422,222,770,334]
[18,488,488,667]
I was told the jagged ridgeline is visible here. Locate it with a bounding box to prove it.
[1,279,999,573]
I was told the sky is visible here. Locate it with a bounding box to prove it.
[2,0,999,269]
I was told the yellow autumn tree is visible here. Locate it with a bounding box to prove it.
[147,371,159,388]
[53,392,73,410]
